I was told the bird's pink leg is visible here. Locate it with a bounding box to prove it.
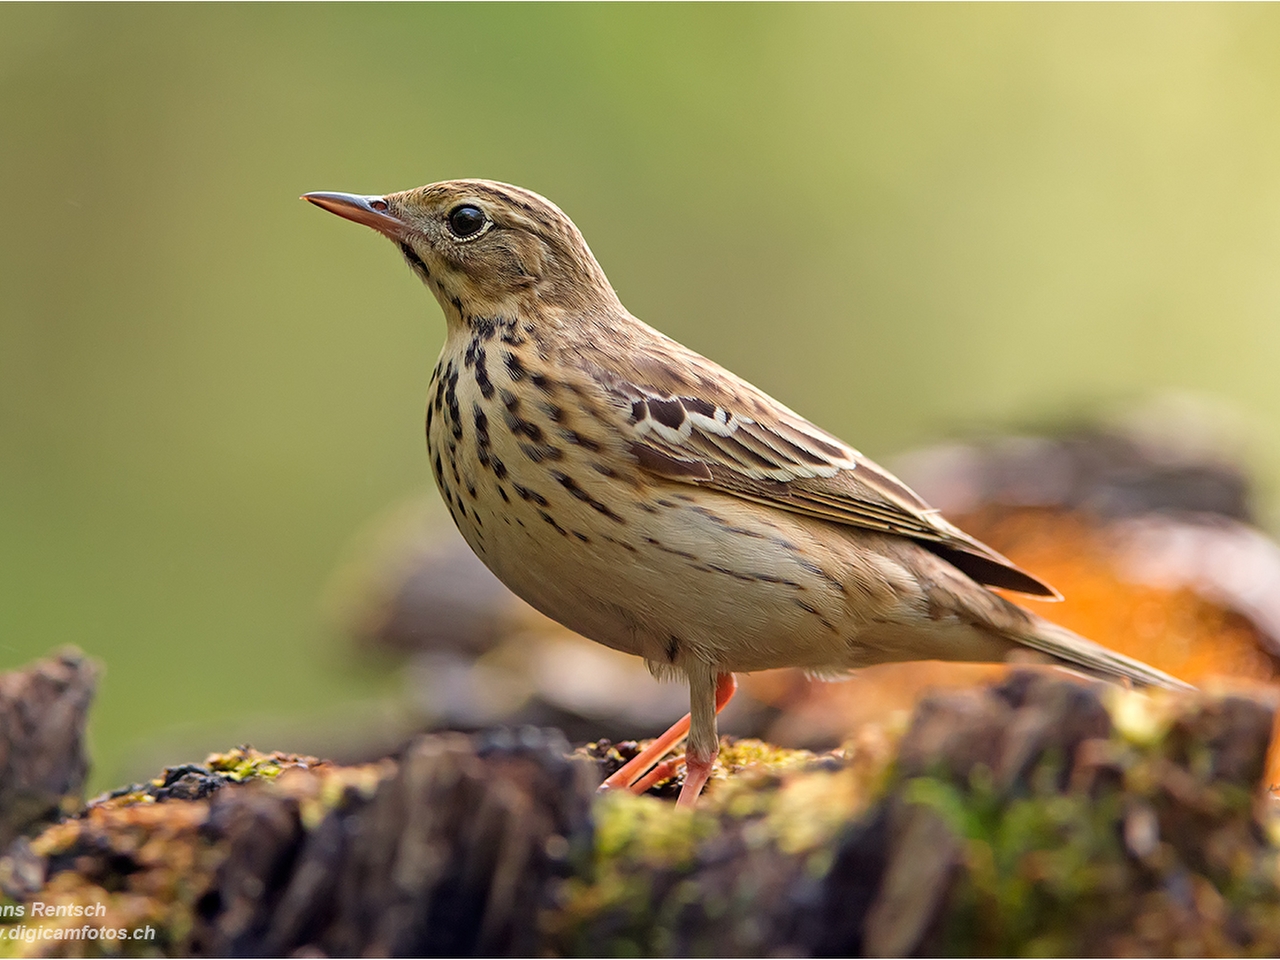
[600,673,738,801]
[676,673,736,807]
[631,756,685,794]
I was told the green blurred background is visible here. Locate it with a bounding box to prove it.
[4,4,1280,790]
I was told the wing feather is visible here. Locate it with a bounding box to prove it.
[580,349,1058,598]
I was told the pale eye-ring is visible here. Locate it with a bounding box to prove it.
[447,204,487,239]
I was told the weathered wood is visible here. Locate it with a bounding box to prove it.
[0,648,98,851]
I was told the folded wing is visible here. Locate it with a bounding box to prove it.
[581,344,1058,599]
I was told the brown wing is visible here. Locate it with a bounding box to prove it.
[579,343,1059,599]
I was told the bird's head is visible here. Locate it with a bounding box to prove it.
[303,179,619,329]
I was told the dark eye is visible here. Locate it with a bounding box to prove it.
[447,204,487,239]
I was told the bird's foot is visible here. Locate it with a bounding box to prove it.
[599,712,691,795]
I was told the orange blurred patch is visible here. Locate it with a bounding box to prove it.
[743,507,1280,785]
[964,507,1277,686]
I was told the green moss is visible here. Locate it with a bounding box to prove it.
[549,738,895,956]
[594,790,717,869]
[550,791,714,955]
[904,769,1128,955]
[203,747,295,781]
[889,693,1280,956]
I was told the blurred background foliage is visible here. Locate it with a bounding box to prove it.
[3,4,1280,790]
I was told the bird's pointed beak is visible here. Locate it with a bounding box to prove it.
[302,191,408,240]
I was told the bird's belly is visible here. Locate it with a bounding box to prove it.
[443,462,879,673]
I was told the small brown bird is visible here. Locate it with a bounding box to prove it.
[304,180,1192,806]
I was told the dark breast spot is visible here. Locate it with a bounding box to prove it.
[513,484,548,507]
[795,556,845,592]
[794,598,839,633]
[645,536,697,561]
[755,573,802,589]
[506,413,544,443]
[570,480,625,523]
[551,470,584,497]
[442,363,460,436]
[519,442,563,463]
[474,350,494,399]
[473,404,490,453]
[701,562,757,584]
[504,352,526,380]
[602,534,637,553]
[538,510,568,536]
[564,430,601,452]
[551,470,621,519]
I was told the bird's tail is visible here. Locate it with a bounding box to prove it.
[1012,612,1195,691]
